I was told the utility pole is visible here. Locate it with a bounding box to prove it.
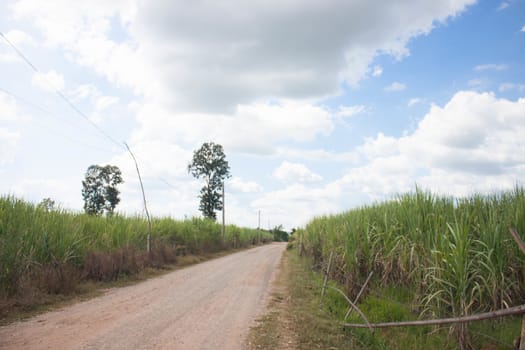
[222,181,225,244]
[258,210,261,229]
[124,143,151,253]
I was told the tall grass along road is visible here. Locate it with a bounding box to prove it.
[0,243,286,350]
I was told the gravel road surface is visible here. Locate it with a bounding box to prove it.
[0,243,286,349]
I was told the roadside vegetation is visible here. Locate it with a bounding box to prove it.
[248,250,361,349]
[0,195,272,320]
[291,186,525,349]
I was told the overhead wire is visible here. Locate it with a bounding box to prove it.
[0,30,182,192]
[0,87,114,153]
[0,31,125,152]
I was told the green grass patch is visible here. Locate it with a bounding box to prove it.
[0,195,273,322]
[289,250,522,350]
[295,186,525,348]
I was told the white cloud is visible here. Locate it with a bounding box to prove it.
[95,96,119,111]
[112,140,192,180]
[474,63,508,71]
[251,184,339,230]
[273,161,322,183]
[70,84,101,101]
[405,92,525,174]
[0,128,20,164]
[385,82,406,92]
[408,98,422,107]
[337,91,525,202]
[31,70,65,92]
[11,0,475,113]
[7,178,79,207]
[468,78,484,87]
[276,147,359,163]
[90,95,120,123]
[0,52,18,63]
[0,30,35,63]
[499,83,525,92]
[132,100,334,155]
[0,93,19,121]
[360,133,400,159]
[371,65,383,77]
[336,105,366,118]
[229,177,262,193]
[521,25,525,32]
[4,29,36,46]
[497,2,509,10]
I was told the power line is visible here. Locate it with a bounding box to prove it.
[0,88,114,153]
[1,31,183,192]
[0,31,125,151]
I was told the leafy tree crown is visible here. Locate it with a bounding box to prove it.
[81,164,123,216]
[188,142,231,220]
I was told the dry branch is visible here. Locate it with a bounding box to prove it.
[345,271,374,320]
[342,304,525,329]
[321,251,334,298]
[509,227,525,256]
[327,286,374,332]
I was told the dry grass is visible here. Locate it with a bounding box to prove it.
[247,251,296,349]
[247,251,359,349]
[0,246,255,326]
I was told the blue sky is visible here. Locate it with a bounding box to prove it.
[1,0,524,230]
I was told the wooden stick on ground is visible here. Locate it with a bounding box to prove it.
[345,271,374,320]
[509,227,525,256]
[328,286,374,333]
[342,304,525,329]
[508,228,525,350]
[321,251,334,298]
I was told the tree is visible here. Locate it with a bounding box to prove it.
[38,198,56,212]
[188,142,231,220]
[81,165,123,216]
[271,225,289,242]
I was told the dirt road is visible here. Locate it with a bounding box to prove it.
[0,243,286,350]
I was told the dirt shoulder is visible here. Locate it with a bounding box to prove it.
[246,248,297,349]
[246,250,360,350]
[0,243,286,350]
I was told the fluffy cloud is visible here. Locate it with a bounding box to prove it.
[111,140,192,180]
[335,105,366,118]
[90,95,120,123]
[408,98,423,107]
[134,1,474,110]
[474,63,508,71]
[0,128,20,164]
[385,82,406,92]
[405,92,525,175]
[10,0,475,113]
[4,29,34,45]
[0,30,35,63]
[339,91,525,200]
[497,2,509,10]
[229,177,262,193]
[0,95,21,164]
[251,184,339,230]
[132,100,334,155]
[273,161,322,183]
[276,147,359,163]
[0,94,19,121]
[500,83,525,92]
[468,78,484,88]
[7,178,79,206]
[31,70,65,92]
[370,65,383,77]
